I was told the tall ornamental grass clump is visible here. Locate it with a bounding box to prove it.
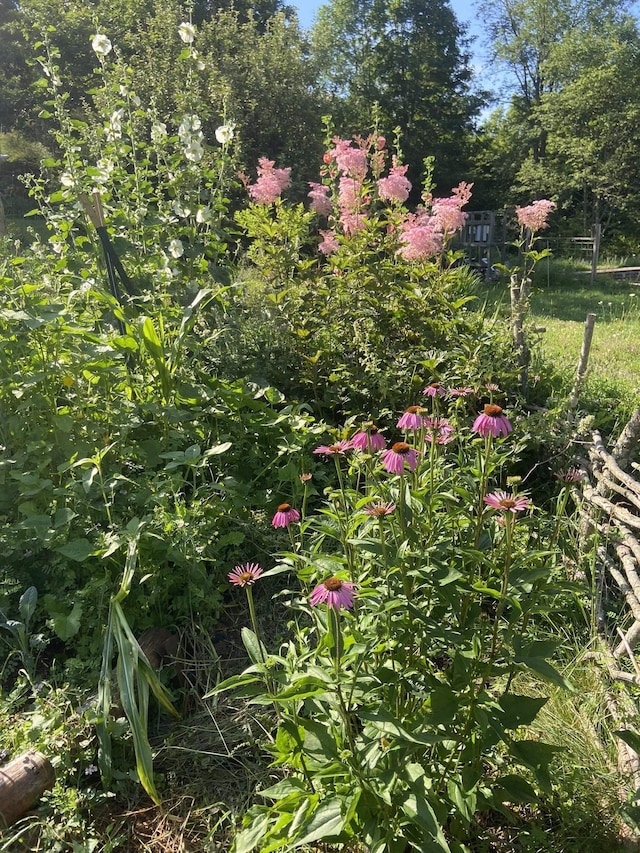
[215,390,579,852]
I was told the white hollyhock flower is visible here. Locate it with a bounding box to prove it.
[168,239,184,259]
[215,124,234,145]
[92,34,112,56]
[151,122,167,144]
[196,207,212,224]
[178,22,196,44]
[184,139,204,162]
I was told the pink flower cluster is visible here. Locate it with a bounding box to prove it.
[328,137,368,180]
[515,199,556,233]
[308,182,332,216]
[397,210,443,261]
[432,182,473,236]
[377,162,412,203]
[248,157,292,204]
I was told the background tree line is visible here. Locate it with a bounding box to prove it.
[1,0,639,246]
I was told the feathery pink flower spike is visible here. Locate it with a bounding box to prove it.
[310,577,356,611]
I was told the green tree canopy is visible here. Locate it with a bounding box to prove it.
[311,0,482,191]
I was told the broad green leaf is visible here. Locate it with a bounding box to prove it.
[288,797,346,848]
[494,774,539,804]
[55,538,95,562]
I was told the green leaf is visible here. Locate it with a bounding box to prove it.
[273,676,330,702]
[494,774,539,804]
[498,694,548,730]
[233,811,270,853]
[615,729,640,755]
[18,586,38,626]
[508,740,561,794]
[55,538,95,562]
[289,797,346,848]
[49,601,83,641]
[241,627,267,666]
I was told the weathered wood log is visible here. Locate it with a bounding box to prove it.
[0,751,55,828]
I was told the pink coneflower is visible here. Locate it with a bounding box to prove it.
[397,406,425,430]
[423,383,447,398]
[472,404,513,438]
[364,501,396,517]
[310,576,356,610]
[448,386,474,398]
[484,491,530,513]
[313,440,352,456]
[272,503,301,528]
[381,442,419,474]
[228,563,264,587]
[424,417,455,444]
[351,423,386,452]
[556,467,584,483]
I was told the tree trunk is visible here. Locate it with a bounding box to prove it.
[0,751,55,828]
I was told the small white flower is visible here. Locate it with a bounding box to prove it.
[168,239,184,258]
[178,22,196,44]
[196,206,212,224]
[184,139,204,162]
[92,34,112,56]
[178,114,201,141]
[173,201,191,218]
[215,124,234,145]
[106,108,125,141]
[60,172,74,187]
[150,121,167,144]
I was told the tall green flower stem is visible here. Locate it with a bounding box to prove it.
[327,607,357,756]
[244,585,278,708]
[396,472,413,600]
[489,511,516,662]
[473,434,493,549]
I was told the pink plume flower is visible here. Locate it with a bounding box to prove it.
[308,182,333,216]
[472,404,513,438]
[318,229,339,254]
[397,210,443,261]
[271,502,301,528]
[377,163,412,203]
[329,138,368,180]
[248,157,291,204]
[515,199,556,233]
[484,491,530,514]
[310,576,356,610]
[381,441,419,474]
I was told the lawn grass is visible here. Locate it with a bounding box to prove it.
[476,261,640,411]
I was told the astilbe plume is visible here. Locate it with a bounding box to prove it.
[397,210,443,261]
[329,137,368,180]
[515,199,556,233]
[377,161,412,203]
[431,182,473,237]
[308,182,332,216]
[248,157,292,204]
